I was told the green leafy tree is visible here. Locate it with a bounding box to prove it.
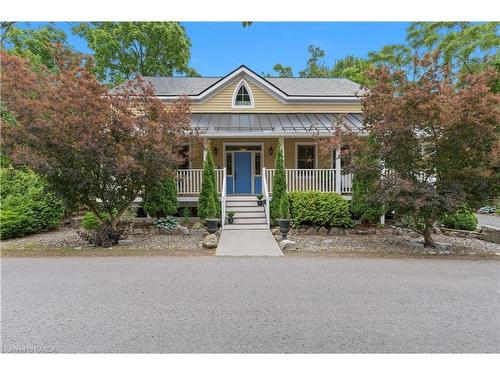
[73,22,198,85]
[272,63,293,77]
[270,140,287,222]
[368,44,412,73]
[198,148,219,219]
[299,45,334,78]
[1,23,74,71]
[143,175,179,219]
[331,55,373,86]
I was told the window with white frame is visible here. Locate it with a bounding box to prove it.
[233,82,253,107]
[297,144,316,169]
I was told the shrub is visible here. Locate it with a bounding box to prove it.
[0,167,64,239]
[350,177,384,224]
[143,175,178,218]
[440,205,478,231]
[288,191,351,227]
[198,147,219,219]
[270,140,286,221]
[81,212,111,231]
[78,225,125,247]
[154,216,179,230]
[279,193,291,219]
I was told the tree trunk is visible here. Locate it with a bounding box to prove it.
[423,225,436,247]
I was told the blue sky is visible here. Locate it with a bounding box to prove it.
[18,22,410,76]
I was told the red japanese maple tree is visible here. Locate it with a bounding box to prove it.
[327,54,499,246]
[1,52,196,237]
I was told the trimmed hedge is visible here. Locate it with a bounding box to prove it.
[288,191,351,227]
[441,206,478,231]
[0,168,64,239]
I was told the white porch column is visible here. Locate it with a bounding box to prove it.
[335,148,341,193]
[202,138,209,161]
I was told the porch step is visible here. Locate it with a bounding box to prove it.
[226,195,258,201]
[233,211,265,218]
[226,206,264,213]
[232,217,267,224]
[224,224,269,230]
[226,201,262,207]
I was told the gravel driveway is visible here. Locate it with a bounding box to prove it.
[1,256,499,353]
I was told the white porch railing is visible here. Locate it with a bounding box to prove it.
[264,169,352,194]
[177,169,224,195]
[177,168,352,196]
[262,167,270,227]
[221,167,227,229]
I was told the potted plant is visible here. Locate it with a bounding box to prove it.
[226,211,235,224]
[205,195,219,234]
[256,194,264,206]
[276,193,292,240]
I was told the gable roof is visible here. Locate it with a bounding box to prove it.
[112,65,365,102]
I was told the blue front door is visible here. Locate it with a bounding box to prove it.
[234,152,252,194]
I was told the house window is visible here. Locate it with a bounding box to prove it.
[178,145,190,170]
[297,144,316,169]
[226,152,233,175]
[233,81,253,107]
[255,152,261,176]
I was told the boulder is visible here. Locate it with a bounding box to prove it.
[117,239,134,246]
[202,234,218,249]
[317,227,329,236]
[479,226,500,244]
[305,227,317,235]
[279,239,297,251]
[192,222,205,230]
[175,226,190,235]
[329,227,344,236]
[408,239,424,249]
[271,227,280,236]
[432,225,442,235]
[157,228,173,235]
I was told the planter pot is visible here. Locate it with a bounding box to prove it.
[206,219,219,234]
[227,217,234,224]
[257,200,263,206]
[277,219,292,240]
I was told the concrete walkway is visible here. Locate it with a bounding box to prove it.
[477,214,500,229]
[216,229,283,256]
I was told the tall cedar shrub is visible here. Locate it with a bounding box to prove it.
[0,167,64,239]
[198,148,219,219]
[349,136,384,224]
[279,193,291,219]
[143,175,178,218]
[270,140,286,222]
[288,191,351,227]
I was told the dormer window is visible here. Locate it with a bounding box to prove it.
[232,80,254,108]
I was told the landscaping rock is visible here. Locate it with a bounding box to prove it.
[432,226,442,235]
[117,239,134,246]
[305,227,317,235]
[408,239,424,249]
[175,226,190,235]
[202,234,218,249]
[271,227,280,236]
[69,216,83,229]
[133,228,145,235]
[191,222,205,230]
[157,228,173,235]
[436,242,451,252]
[317,227,329,236]
[328,227,344,235]
[478,226,500,244]
[279,239,297,251]
[466,233,478,239]
[393,227,401,235]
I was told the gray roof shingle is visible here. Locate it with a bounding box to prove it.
[133,76,364,97]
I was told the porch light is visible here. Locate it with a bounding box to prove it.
[213,146,218,155]
[268,146,274,156]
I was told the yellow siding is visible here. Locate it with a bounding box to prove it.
[188,79,362,113]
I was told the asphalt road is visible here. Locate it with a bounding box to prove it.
[1,256,499,353]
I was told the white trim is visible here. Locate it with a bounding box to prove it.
[295,142,318,169]
[223,142,264,195]
[231,79,255,109]
[156,66,362,104]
